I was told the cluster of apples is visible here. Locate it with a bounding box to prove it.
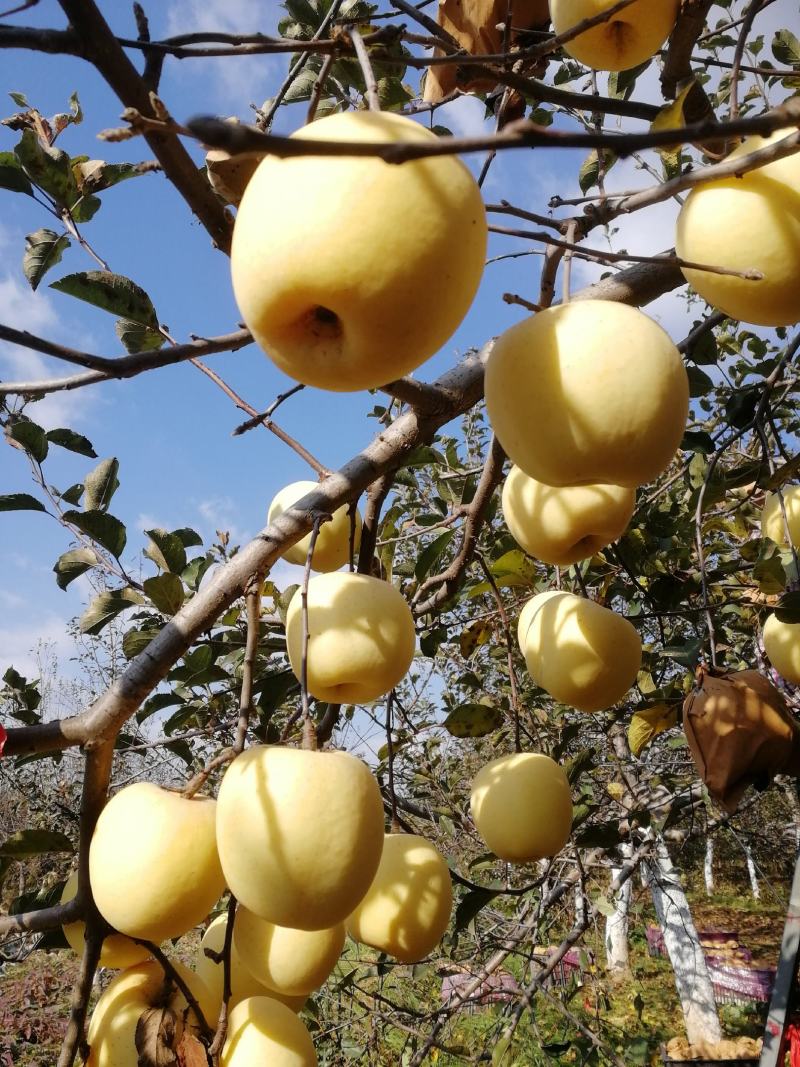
[62,751,453,1064]
[761,488,800,685]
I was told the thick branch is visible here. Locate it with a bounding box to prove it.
[56,0,232,253]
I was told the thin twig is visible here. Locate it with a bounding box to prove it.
[349,26,380,111]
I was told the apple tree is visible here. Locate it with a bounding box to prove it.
[2,1,800,1064]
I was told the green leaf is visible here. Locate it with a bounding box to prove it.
[75,160,146,194]
[754,553,786,594]
[70,194,101,223]
[443,703,503,738]
[661,636,704,669]
[686,365,714,398]
[0,492,46,513]
[681,430,715,454]
[7,419,48,463]
[772,29,800,66]
[575,822,623,848]
[454,888,498,933]
[83,457,119,511]
[137,691,183,723]
[123,625,162,660]
[144,529,187,574]
[14,129,79,207]
[63,509,126,557]
[173,527,203,548]
[79,586,143,635]
[46,427,96,457]
[115,317,165,354]
[9,91,29,108]
[23,229,70,290]
[415,530,455,581]
[53,547,98,590]
[0,150,33,195]
[578,148,617,193]
[0,829,73,857]
[775,591,800,624]
[143,573,185,616]
[50,271,159,328]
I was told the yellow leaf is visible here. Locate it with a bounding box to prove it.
[650,79,696,166]
[459,619,493,658]
[628,704,678,758]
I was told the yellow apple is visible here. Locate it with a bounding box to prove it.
[502,465,635,565]
[470,753,573,862]
[222,996,317,1066]
[196,914,306,1013]
[231,110,487,392]
[676,130,800,327]
[763,613,800,685]
[61,871,151,969]
[284,571,416,704]
[234,906,344,997]
[518,591,641,711]
[761,487,800,546]
[86,959,215,1067]
[485,301,689,489]
[216,746,385,930]
[268,480,361,572]
[89,783,226,942]
[549,0,679,71]
[346,833,453,964]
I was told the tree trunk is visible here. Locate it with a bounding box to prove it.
[704,837,714,897]
[645,836,722,1046]
[744,843,760,900]
[605,842,633,979]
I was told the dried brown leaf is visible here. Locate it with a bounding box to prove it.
[135,1005,178,1067]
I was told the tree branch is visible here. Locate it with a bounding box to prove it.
[56,0,232,253]
[0,328,253,397]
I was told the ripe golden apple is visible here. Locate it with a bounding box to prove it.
[346,833,453,964]
[267,480,361,572]
[763,613,800,685]
[485,301,689,488]
[518,591,641,711]
[285,571,416,704]
[216,746,385,930]
[222,996,317,1066]
[196,914,306,1012]
[761,487,800,546]
[470,753,573,862]
[89,783,226,942]
[61,871,151,969]
[676,130,800,327]
[86,959,215,1067]
[230,110,487,392]
[234,907,345,997]
[549,0,679,71]
[502,465,635,565]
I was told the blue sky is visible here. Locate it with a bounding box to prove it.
[0,0,794,680]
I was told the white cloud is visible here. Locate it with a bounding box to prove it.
[196,496,251,545]
[164,0,283,113]
[0,613,75,679]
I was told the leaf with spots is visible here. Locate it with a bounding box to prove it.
[443,703,503,738]
[50,270,159,329]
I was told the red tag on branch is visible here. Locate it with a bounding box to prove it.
[0,724,7,757]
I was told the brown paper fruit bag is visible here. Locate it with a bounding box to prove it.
[423,0,550,102]
[683,666,800,814]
